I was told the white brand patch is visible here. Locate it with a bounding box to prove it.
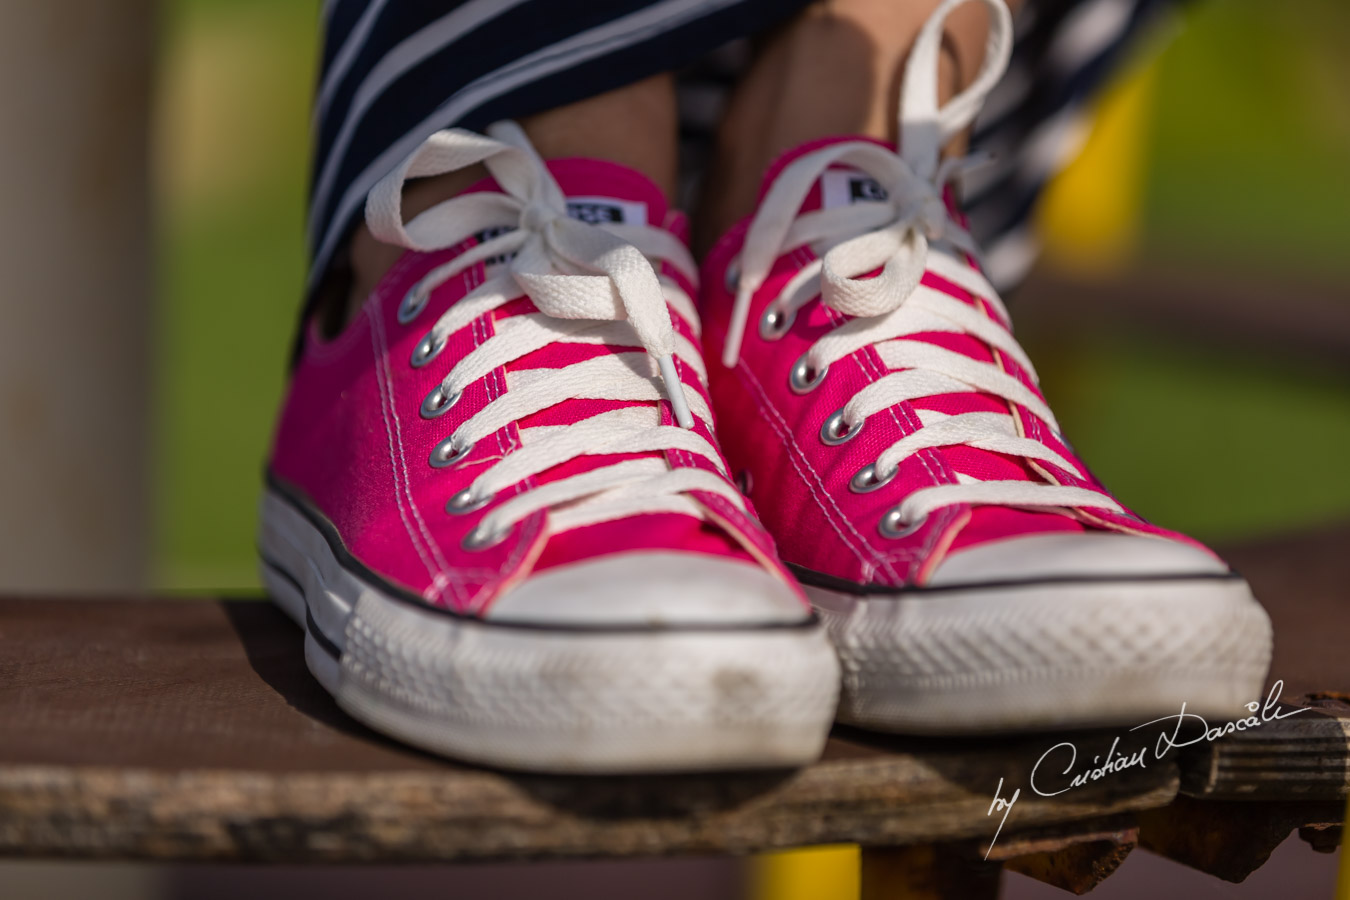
[564,196,648,226]
[472,197,649,273]
[820,169,888,210]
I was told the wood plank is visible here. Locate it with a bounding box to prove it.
[0,597,1178,862]
[1136,526,1350,874]
[2,523,1345,864]
[1180,698,1350,801]
[994,817,1138,895]
[860,844,1000,900]
[1004,838,1136,896]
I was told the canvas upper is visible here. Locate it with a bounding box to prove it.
[697,21,1230,590]
[268,123,806,621]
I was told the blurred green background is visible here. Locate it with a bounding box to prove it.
[151,0,1350,590]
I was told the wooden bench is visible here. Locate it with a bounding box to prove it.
[2,525,1346,897]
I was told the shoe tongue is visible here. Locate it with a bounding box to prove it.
[460,158,673,278]
[461,157,669,227]
[757,135,896,216]
[547,158,668,228]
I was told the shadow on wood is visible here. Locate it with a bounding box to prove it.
[0,596,1176,863]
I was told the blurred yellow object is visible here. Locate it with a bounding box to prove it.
[754,844,859,900]
[1337,796,1350,899]
[1037,58,1161,274]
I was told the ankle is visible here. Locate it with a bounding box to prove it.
[337,166,488,333]
[694,0,1007,254]
[516,73,678,200]
[328,74,678,334]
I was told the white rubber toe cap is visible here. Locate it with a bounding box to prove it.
[485,552,809,626]
[929,532,1229,587]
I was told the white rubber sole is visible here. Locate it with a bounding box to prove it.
[258,489,841,773]
[807,575,1273,734]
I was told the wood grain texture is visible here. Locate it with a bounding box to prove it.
[992,816,1138,894]
[0,597,1176,862]
[1180,699,1350,801]
[1,524,1345,863]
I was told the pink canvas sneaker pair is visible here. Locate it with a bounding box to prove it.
[260,0,1271,772]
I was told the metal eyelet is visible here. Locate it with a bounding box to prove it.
[429,435,473,468]
[420,385,460,419]
[850,463,897,494]
[820,409,862,446]
[411,332,446,368]
[878,507,927,540]
[724,257,741,293]
[462,525,509,552]
[789,354,828,394]
[734,469,754,496]
[758,305,796,341]
[397,283,429,325]
[446,488,493,515]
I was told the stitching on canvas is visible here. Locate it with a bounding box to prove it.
[371,307,464,603]
[736,358,887,578]
[465,506,541,613]
[836,328,943,573]
[669,443,756,550]
[462,266,543,611]
[778,248,950,579]
[367,305,452,601]
[804,250,940,572]
[781,250,909,581]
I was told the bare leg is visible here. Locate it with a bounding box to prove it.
[695,0,1023,254]
[336,73,679,329]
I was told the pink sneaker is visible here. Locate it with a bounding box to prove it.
[700,0,1271,733]
[259,122,839,771]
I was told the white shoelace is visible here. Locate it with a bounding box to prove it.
[366,121,746,548]
[724,0,1121,529]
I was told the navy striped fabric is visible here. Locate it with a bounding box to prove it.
[307,0,1176,307]
[964,0,1177,288]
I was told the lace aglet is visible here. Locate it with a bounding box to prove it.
[721,287,752,368]
[657,354,695,429]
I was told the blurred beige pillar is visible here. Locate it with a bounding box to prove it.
[0,2,154,591]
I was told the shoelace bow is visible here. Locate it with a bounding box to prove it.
[365,121,746,548]
[725,0,1122,530]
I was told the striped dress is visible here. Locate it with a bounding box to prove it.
[309,0,1175,306]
